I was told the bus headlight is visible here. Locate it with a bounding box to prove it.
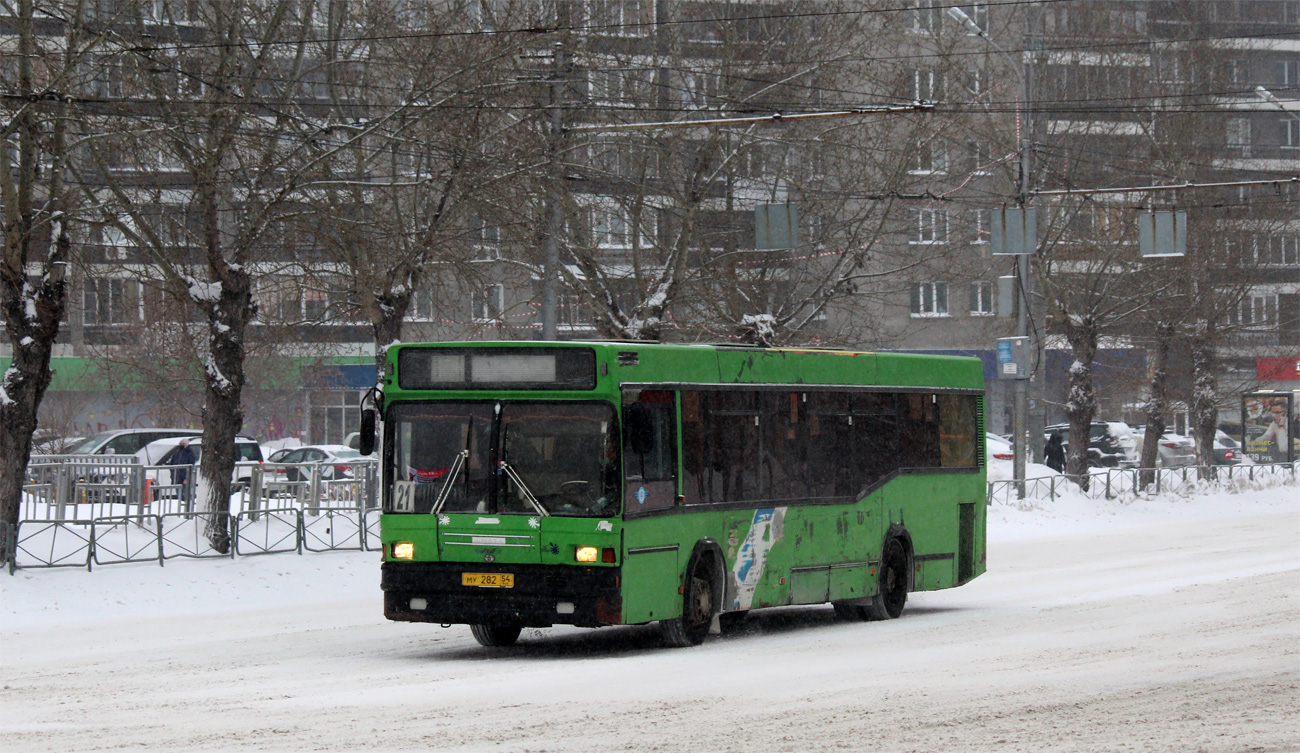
[575,546,615,563]
[392,541,414,560]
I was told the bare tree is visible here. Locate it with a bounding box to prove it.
[0,0,99,536]
[294,0,539,371]
[70,0,375,551]
[547,0,925,342]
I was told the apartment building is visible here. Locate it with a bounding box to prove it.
[4,0,1296,444]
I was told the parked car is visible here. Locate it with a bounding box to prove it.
[31,430,82,455]
[68,428,200,457]
[1213,430,1250,466]
[136,435,264,489]
[985,432,1014,462]
[1133,429,1198,467]
[267,445,362,482]
[1042,423,1132,467]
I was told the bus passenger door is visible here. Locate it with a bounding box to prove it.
[620,389,681,624]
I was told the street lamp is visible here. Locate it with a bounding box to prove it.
[949,4,1037,496]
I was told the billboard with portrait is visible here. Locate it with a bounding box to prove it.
[1241,392,1295,464]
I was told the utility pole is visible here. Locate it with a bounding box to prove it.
[949,2,1038,497]
[1014,3,1039,496]
[539,3,569,341]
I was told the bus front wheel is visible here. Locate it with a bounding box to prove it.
[865,538,908,621]
[660,555,716,647]
[470,623,522,647]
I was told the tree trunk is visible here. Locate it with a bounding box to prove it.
[1189,325,1219,479]
[1139,323,1174,489]
[198,272,253,554]
[370,289,409,376]
[1063,314,1099,490]
[0,0,71,542]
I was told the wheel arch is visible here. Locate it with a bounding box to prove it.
[684,539,726,610]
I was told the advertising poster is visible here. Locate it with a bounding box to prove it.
[1241,392,1295,464]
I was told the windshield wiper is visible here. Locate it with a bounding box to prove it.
[497,460,549,517]
[430,449,467,515]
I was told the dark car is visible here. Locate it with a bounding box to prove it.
[1043,423,1130,468]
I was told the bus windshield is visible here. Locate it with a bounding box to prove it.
[390,401,619,518]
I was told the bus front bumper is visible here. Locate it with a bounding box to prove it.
[381,561,623,628]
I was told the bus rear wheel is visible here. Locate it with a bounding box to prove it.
[660,555,716,647]
[865,538,908,621]
[470,623,522,647]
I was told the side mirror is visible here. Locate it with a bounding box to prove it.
[359,409,376,455]
[626,403,656,456]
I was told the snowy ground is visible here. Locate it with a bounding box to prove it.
[2,487,1297,752]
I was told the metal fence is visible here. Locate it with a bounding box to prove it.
[10,457,381,572]
[11,456,1296,573]
[987,461,1299,508]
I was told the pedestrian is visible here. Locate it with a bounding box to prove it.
[1044,433,1065,472]
[169,438,197,487]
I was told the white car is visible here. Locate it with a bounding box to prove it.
[266,444,363,482]
[1133,429,1197,467]
[69,428,199,456]
[985,432,1014,462]
[136,435,264,488]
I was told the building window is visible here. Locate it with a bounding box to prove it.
[1226,117,1251,147]
[1228,59,1249,85]
[1283,119,1299,149]
[910,139,947,174]
[906,0,942,34]
[1257,235,1299,266]
[470,216,500,259]
[972,209,990,244]
[1232,292,1277,329]
[1278,60,1298,87]
[682,69,719,110]
[396,0,428,28]
[407,287,436,322]
[910,282,949,317]
[969,281,993,316]
[910,208,949,244]
[587,0,652,35]
[968,141,991,174]
[910,68,943,102]
[309,390,363,446]
[472,283,504,322]
[83,278,141,325]
[588,204,652,249]
[558,293,592,329]
[588,67,646,106]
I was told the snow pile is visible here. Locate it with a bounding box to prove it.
[986,477,1297,541]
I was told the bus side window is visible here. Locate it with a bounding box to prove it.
[900,393,941,468]
[623,390,677,483]
[852,392,899,488]
[680,391,706,504]
[707,391,761,504]
[937,394,978,467]
[805,392,852,499]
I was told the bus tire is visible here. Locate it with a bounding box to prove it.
[660,552,717,647]
[470,623,522,647]
[865,538,908,621]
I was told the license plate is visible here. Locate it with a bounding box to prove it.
[462,572,514,588]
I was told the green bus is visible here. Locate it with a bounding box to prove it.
[369,341,986,647]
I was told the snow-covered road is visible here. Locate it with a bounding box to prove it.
[3,489,1297,752]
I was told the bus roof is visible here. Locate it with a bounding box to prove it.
[386,341,984,394]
